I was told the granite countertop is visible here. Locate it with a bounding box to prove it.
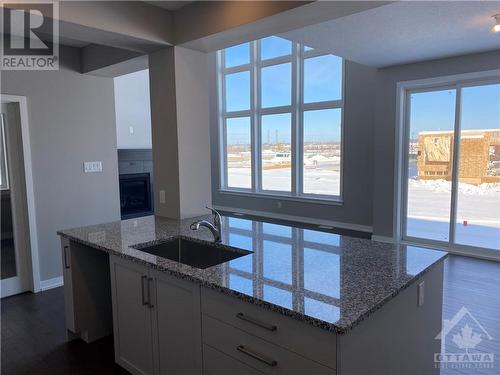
[58,215,447,334]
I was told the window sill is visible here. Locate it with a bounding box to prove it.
[217,189,344,206]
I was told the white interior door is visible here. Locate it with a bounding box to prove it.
[1,104,31,297]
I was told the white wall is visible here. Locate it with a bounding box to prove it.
[175,47,212,219]
[114,69,152,149]
[149,46,211,219]
[1,46,121,282]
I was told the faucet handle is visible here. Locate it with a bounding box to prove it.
[206,206,222,229]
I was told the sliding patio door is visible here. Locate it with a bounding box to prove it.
[402,79,500,254]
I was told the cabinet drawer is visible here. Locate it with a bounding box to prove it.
[201,288,336,369]
[203,315,335,375]
[203,344,264,375]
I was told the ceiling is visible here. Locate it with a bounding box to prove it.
[144,1,193,11]
[280,1,500,68]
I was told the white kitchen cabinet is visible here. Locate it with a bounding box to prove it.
[109,255,203,375]
[203,344,265,375]
[203,314,335,375]
[61,237,75,334]
[61,238,112,343]
[151,269,203,375]
[110,255,155,375]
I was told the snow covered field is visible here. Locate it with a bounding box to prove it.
[227,167,340,195]
[407,179,500,250]
[227,167,500,250]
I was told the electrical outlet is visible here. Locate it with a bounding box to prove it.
[277,201,282,209]
[83,161,102,173]
[417,281,425,307]
[129,126,134,134]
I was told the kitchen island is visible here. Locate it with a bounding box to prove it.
[58,214,447,375]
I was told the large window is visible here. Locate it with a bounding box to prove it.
[402,77,500,253]
[218,37,344,201]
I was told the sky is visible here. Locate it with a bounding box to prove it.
[409,83,499,140]
[224,36,343,144]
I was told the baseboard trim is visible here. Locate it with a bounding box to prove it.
[213,205,373,234]
[371,235,395,243]
[39,276,63,291]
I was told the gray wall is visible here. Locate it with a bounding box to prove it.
[149,47,212,220]
[210,58,377,229]
[372,49,500,238]
[1,46,121,281]
[114,69,152,149]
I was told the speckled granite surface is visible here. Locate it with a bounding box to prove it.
[58,215,447,334]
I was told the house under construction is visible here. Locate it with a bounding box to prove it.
[417,129,500,184]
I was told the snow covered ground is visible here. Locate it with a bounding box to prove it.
[227,167,340,195]
[407,179,500,250]
[227,168,500,251]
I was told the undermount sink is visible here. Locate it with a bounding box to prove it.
[133,237,252,269]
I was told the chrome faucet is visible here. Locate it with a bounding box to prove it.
[190,206,222,243]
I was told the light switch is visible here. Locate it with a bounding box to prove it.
[417,281,425,307]
[84,161,103,173]
[129,126,134,134]
[159,190,166,204]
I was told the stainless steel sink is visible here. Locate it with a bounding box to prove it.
[133,238,252,269]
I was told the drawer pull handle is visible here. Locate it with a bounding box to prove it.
[141,275,148,306]
[63,246,70,269]
[236,312,277,332]
[147,277,154,309]
[236,345,277,367]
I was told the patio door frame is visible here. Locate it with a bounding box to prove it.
[394,69,500,261]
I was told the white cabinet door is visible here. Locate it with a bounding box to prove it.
[150,270,203,375]
[61,237,76,334]
[110,256,155,375]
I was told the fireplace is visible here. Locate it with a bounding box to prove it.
[119,173,153,219]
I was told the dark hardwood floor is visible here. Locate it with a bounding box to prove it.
[1,255,499,374]
[0,287,127,375]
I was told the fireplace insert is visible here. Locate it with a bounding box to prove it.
[119,173,153,219]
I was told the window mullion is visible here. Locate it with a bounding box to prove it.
[218,51,228,189]
[291,42,300,197]
[449,85,462,246]
[252,40,261,193]
[297,44,305,196]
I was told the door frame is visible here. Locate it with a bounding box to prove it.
[393,69,500,261]
[1,94,41,294]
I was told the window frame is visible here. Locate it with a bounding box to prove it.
[0,113,9,191]
[218,39,345,203]
[395,72,500,258]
